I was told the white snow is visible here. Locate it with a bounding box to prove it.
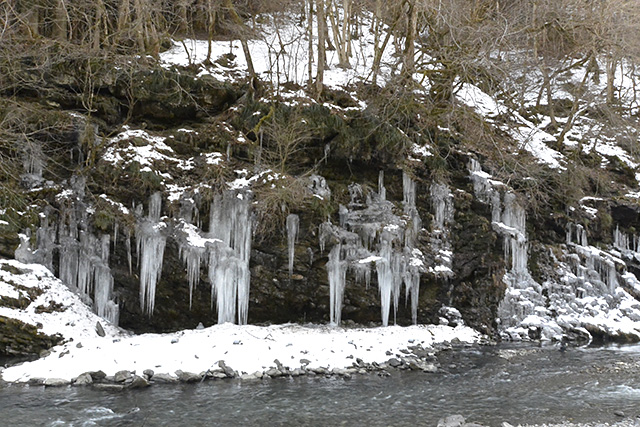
[458,83,565,170]
[160,11,399,92]
[0,260,121,342]
[0,259,479,383]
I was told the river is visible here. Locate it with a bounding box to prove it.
[2,343,640,426]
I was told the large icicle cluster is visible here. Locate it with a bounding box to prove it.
[136,192,167,316]
[176,190,253,325]
[320,171,426,326]
[468,159,544,334]
[15,177,119,324]
[470,159,640,340]
[428,182,454,279]
[469,159,529,278]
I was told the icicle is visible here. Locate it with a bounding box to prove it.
[430,182,453,231]
[94,234,118,324]
[378,170,386,201]
[207,191,252,324]
[136,192,167,315]
[502,192,528,276]
[126,228,132,275]
[403,172,416,209]
[404,269,420,325]
[286,214,299,277]
[113,222,119,254]
[327,244,347,325]
[376,236,393,326]
[181,245,203,309]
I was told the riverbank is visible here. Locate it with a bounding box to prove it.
[0,259,481,385]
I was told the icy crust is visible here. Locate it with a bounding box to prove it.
[0,261,480,384]
[0,260,121,342]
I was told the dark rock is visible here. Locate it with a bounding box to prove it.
[152,373,179,383]
[387,358,402,368]
[95,322,106,337]
[175,370,202,383]
[44,378,70,387]
[143,369,155,379]
[93,383,125,391]
[218,360,236,378]
[89,371,107,382]
[27,377,45,386]
[265,368,282,378]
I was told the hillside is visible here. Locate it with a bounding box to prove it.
[2,0,640,358]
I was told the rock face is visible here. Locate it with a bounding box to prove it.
[2,31,640,344]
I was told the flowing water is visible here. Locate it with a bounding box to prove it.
[3,343,640,426]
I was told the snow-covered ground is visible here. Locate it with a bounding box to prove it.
[0,259,479,383]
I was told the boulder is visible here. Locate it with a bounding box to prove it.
[73,372,93,386]
[114,370,133,383]
[129,375,150,388]
[437,415,466,427]
[44,377,70,387]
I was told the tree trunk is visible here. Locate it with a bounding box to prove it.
[91,0,107,50]
[224,0,256,80]
[316,0,326,98]
[606,52,618,105]
[307,0,314,90]
[52,0,69,41]
[402,0,417,80]
[206,0,217,63]
[24,3,40,38]
[116,0,131,40]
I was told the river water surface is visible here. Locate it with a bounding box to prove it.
[3,343,640,426]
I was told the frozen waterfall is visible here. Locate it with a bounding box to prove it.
[321,171,425,326]
[136,192,167,316]
[176,191,253,324]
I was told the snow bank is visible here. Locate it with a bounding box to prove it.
[0,259,480,383]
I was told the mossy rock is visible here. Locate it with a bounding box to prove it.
[0,315,63,357]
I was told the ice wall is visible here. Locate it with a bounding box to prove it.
[321,172,426,326]
[429,182,454,278]
[176,190,253,324]
[470,159,640,341]
[136,192,167,316]
[16,177,120,324]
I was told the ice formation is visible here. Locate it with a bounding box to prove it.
[429,182,454,278]
[286,214,299,276]
[469,159,528,278]
[209,192,252,324]
[16,177,120,324]
[470,159,640,341]
[176,191,253,324]
[136,192,167,316]
[321,172,425,326]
